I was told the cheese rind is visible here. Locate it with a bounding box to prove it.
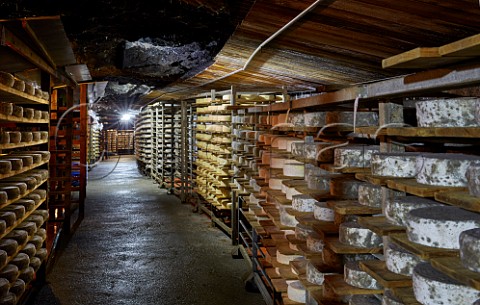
[413,262,480,305]
[385,238,424,276]
[406,206,480,249]
[385,196,444,227]
[415,97,480,127]
[371,152,418,178]
[467,165,480,197]
[292,194,318,212]
[306,261,327,285]
[326,111,379,127]
[344,261,382,290]
[459,228,480,272]
[283,163,304,177]
[334,145,379,168]
[276,250,303,265]
[313,201,335,221]
[339,222,383,248]
[306,232,325,252]
[287,280,306,303]
[382,289,405,305]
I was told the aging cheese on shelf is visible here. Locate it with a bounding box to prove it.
[334,145,379,168]
[0,72,14,87]
[295,223,315,241]
[304,111,327,127]
[415,97,480,127]
[276,249,303,265]
[385,196,444,227]
[9,279,25,298]
[326,111,379,127]
[0,159,22,171]
[25,215,44,227]
[34,248,47,262]
[0,161,11,175]
[280,209,299,227]
[413,262,480,305]
[331,178,367,200]
[33,110,42,120]
[292,194,318,212]
[0,278,9,299]
[0,183,27,195]
[306,232,324,252]
[4,230,28,245]
[13,200,35,212]
[18,266,35,283]
[0,264,19,282]
[31,209,48,222]
[467,164,480,197]
[459,228,480,272]
[0,292,16,305]
[268,177,284,190]
[0,250,7,268]
[23,108,34,119]
[20,132,33,142]
[287,280,306,303]
[313,201,335,221]
[2,177,36,190]
[0,220,5,235]
[5,155,33,167]
[35,228,46,240]
[0,191,7,205]
[29,235,43,250]
[0,212,16,228]
[371,152,419,178]
[13,79,25,92]
[382,289,405,305]
[339,222,383,248]
[6,132,21,144]
[0,132,9,144]
[10,253,30,270]
[344,261,382,290]
[0,103,13,116]
[283,162,304,177]
[291,141,334,161]
[415,153,480,187]
[385,238,424,276]
[406,206,480,249]
[20,243,36,258]
[2,205,25,219]
[12,105,22,118]
[0,186,20,200]
[29,256,42,271]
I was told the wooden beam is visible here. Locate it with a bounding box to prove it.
[439,33,480,57]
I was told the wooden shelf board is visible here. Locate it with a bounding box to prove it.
[0,159,48,181]
[355,126,480,138]
[324,274,383,296]
[0,83,49,105]
[389,233,459,260]
[435,190,480,213]
[382,47,468,69]
[357,216,405,236]
[320,164,370,174]
[430,256,480,291]
[355,173,408,186]
[387,179,467,198]
[325,237,382,254]
[312,222,339,239]
[390,287,422,305]
[328,200,382,215]
[0,139,48,150]
[439,33,480,57]
[359,260,412,288]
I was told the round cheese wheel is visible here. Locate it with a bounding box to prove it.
[283,163,304,177]
[350,295,382,305]
[292,141,334,161]
[12,105,23,118]
[9,279,25,298]
[20,132,33,142]
[0,250,7,268]
[276,250,302,265]
[344,261,382,290]
[0,212,16,228]
[0,161,11,175]
[0,72,14,87]
[18,266,34,284]
[371,152,419,178]
[24,83,34,95]
[406,206,480,249]
[0,159,22,171]
[13,79,25,92]
[11,253,30,270]
[20,243,36,258]
[467,164,480,198]
[32,209,48,222]
[357,184,383,208]
[295,223,314,241]
[313,201,335,221]
[12,200,36,212]
[413,262,480,305]
[0,183,26,195]
[32,132,41,142]
[0,264,19,282]
[35,229,46,240]
[304,111,327,127]
[307,174,334,191]
[41,111,49,120]
[287,280,306,303]
[26,215,44,227]
[268,178,283,190]
[331,179,366,200]
[334,145,379,168]
[326,111,379,127]
[2,177,35,189]
[385,238,424,276]
[6,155,32,168]
[33,110,42,120]
[382,289,404,305]
[0,292,16,305]
[3,205,25,219]
[29,235,44,250]
[306,261,326,285]
[16,222,37,236]
[25,193,40,204]
[339,222,383,248]
[0,220,5,235]
[385,196,444,227]
[416,153,480,187]
[5,230,28,245]
[0,133,9,144]
[292,194,318,212]
[0,192,7,205]
[29,256,42,271]
[416,97,480,127]
[279,210,298,228]
[34,248,47,262]
[23,108,34,119]
[459,228,480,272]
[0,278,9,299]
[6,132,21,144]
[306,232,324,252]
[285,186,302,200]
[40,131,48,140]
[34,188,47,199]
[29,169,49,179]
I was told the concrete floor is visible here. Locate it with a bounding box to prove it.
[31,156,265,305]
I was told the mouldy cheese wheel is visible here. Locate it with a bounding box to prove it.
[11,253,30,270]
[280,209,298,227]
[18,266,34,284]
[7,132,21,144]
[23,108,34,119]
[270,157,287,169]
[5,230,28,245]
[349,295,382,305]
[2,205,25,219]
[459,228,480,272]
[29,169,49,180]
[287,280,306,303]
[276,250,303,265]
[268,178,284,190]
[9,279,25,298]
[0,292,16,305]
[286,112,304,126]
[0,264,19,282]
[0,161,10,175]
[0,103,13,116]
[13,79,24,92]
[0,186,19,200]
[20,132,33,143]
[12,106,22,118]
[0,212,16,228]
[306,232,324,252]
[416,153,480,187]
[307,174,338,192]
[344,261,382,290]
[292,194,318,212]
[29,235,43,250]
[0,133,9,145]
[313,201,335,222]
[0,159,22,171]
[295,223,315,241]
[0,72,14,87]
[385,238,424,276]
[0,278,9,298]
[284,163,304,177]
[15,151,50,162]
[41,91,49,101]
[413,262,480,305]
[406,206,480,249]
[358,184,384,208]
[20,243,36,258]
[29,256,41,271]
[339,222,383,248]
[467,165,480,197]
[0,183,27,195]
[334,145,379,168]
[26,215,44,227]
[0,250,6,268]
[415,97,480,127]
[292,142,334,162]
[285,186,302,200]
[34,248,47,262]
[371,152,419,178]
[304,111,326,127]
[13,200,35,212]
[306,261,329,285]
[384,196,443,227]
[382,289,405,305]
[331,179,366,200]
[326,111,379,127]
[36,228,46,240]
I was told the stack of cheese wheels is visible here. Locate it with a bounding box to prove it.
[326,111,379,126]
[415,97,480,127]
[287,280,306,303]
[459,228,480,273]
[344,261,382,290]
[291,141,334,161]
[334,145,379,168]
[384,196,444,226]
[405,206,480,249]
[413,262,480,305]
[304,111,327,127]
[384,237,424,276]
[350,295,382,305]
[371,152,419,177]
[415,153,480,187]
[467,164,480,197]
[339,222,383,248]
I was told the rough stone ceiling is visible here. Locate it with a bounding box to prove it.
[0,0,252,112]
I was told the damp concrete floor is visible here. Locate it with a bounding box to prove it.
[30,155,265,305]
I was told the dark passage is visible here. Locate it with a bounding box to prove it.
[32,156,264,305]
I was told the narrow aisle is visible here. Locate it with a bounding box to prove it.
[37,156,264,305]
